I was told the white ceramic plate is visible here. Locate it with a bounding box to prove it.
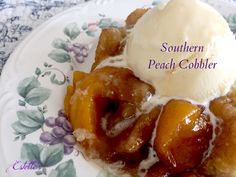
[1,0,236,177]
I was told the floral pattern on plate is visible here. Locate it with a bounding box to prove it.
[49,15,120,66]
[10,15,121,177]
[0,0,89,75]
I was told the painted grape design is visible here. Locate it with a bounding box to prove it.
[66,43,89,63]
[40,110,76,155]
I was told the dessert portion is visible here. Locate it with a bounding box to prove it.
[64,0,236,176]
[65,66,161,163]
[125,0,236,103]
[202,92,236,177]
[155,100,213,173]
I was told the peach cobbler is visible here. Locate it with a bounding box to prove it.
[64,0,236,176]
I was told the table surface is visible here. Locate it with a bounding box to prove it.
[0,0,90,75]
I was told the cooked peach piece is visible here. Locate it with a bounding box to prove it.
[201,95,236,176]
[91,8,148,71]
[146,163,170,177]
[72,71,87,88]
[65,67,160,164]
[177,172,206,177]
[64,85,74,118]
[126,8,149,28]
[115,106,161,154]
[154,100,213,173]
[64,71,88,118]
[68,67,155,133]
[91,28,126,70]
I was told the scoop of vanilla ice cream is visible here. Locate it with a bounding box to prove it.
[125,0,236,103]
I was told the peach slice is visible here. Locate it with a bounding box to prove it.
[115,106,161,154]
[66,67,155,133]
[72,71,87,88]
[91,28,126,71]
[201,95,236,176]
[146,163,170,177]
[65,67,159,163]
[64,85,74,118]
[126,8,149,28]
[91,8,149,71]
[64,71,87,119]
[154,100,213,173]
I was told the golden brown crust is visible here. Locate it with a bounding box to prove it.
[201,91,236,177]
[91,8,149,71]
[91,27,126,71]
[126,8,149,28]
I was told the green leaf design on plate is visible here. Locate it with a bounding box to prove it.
[40,144,64,167]
[18,100,26,106]
[12,121,41,135]
[17,76,40,98]
[52,39,68,51]
[226,14,236,33]
[48,49,71,63]
[12,109,44,137]
[81,23,88,31]
[98,18,120,29]
[86,31,96,37]
[44,62,49,67]
[17,110,44,127]
[48,160,76,177]
[35,67,42,76]
[35,171,44,175]
[152,0,161,6]
[14,136,20,141]
[25,87,51,106]
[110,21,120,28]
[21,143,43,162]
[64,23,81,40]
[21,143,66,173]
[50,74,66,86]
[98,18,112,29]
